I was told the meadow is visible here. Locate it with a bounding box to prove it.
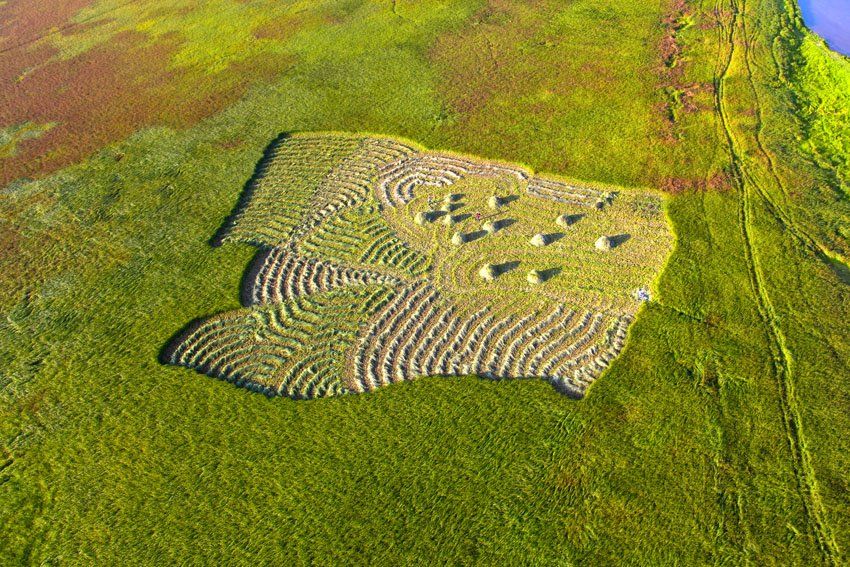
[1,0,848,564]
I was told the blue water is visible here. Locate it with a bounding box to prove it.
[799,0,850,56]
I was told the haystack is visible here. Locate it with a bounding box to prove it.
[444,193,459,204]
[479,264,498,281]
[527,269,544,285]
[482,221,499,234]
[443,213,456,226]
[555,214,573,228]
[451,231,467,245]
[488,195,503,210]
[414,211,433,226]
[595,235,613,251]
[530,233,549,247]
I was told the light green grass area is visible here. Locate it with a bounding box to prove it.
[1,0,849,564]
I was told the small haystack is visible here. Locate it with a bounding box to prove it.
[444,194,459,204]
[443,213,457,226]
[479,264,498,281]
[595,235,613,251]
[555,214,573,228]
[482,221,499,234]
[527,269,544,285]
[488,195,503,210]
[451,231,467,245]
[415,211,433,226]
[530,233,549,247]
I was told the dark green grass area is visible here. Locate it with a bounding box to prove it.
[1,0,849,563]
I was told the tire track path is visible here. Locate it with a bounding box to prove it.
[714,0,840,562]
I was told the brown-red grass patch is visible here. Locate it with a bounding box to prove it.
[0,24,292,185]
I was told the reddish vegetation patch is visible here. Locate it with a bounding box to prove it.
[0,223,21,263]
[0,10,294,185]
[429,0,652,180]
[0,0,95,50]
[661,170,732,194]
[655,0,691,143]
[253,17,303,40]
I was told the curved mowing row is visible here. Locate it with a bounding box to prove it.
[349,282,630,397]
[526,176,604,208]
[292,137,417,239]
[165,286,396,399]
[222,134,417,246]
[298,204,430,276]
[377,154,529,208]
[247,247,401,305]
[166,133,659,400]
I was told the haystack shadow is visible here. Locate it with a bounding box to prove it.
[495,260,520,274]
[466,230,488,242]
[610,233,631,248]
[539,267,562,281]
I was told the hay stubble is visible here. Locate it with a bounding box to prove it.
[165,133,673,399]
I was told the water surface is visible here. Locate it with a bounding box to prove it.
[799,0,850,56]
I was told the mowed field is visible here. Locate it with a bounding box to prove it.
[1,0,849,564]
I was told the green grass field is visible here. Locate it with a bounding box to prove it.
[1,0,849,564]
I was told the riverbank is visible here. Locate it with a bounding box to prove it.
[798,0,850,56]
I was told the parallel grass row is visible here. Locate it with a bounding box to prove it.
[247,247,401,305]
[377,153,529,207]
[221,135,364,246]
[375,151,609,211]
[349,281,628,397]
[165,286,396,399]
[298,204,430,276]
[220,134,417,247]
[526,176,606,208]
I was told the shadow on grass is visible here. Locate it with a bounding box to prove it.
[210,131,292,247]
[829,257,850,285]
[466,230,488,242]
[544,232,565,243]
[562,213,585,226]
[239,248,274,306]
[468,373,584,400]
[158,317,207,366]
[539,267,562,281]
[610,233,631,248]
[495,260,520,274]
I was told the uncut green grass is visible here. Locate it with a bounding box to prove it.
[1,0,849,564]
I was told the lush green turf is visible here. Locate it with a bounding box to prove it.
[1,0,848,564]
